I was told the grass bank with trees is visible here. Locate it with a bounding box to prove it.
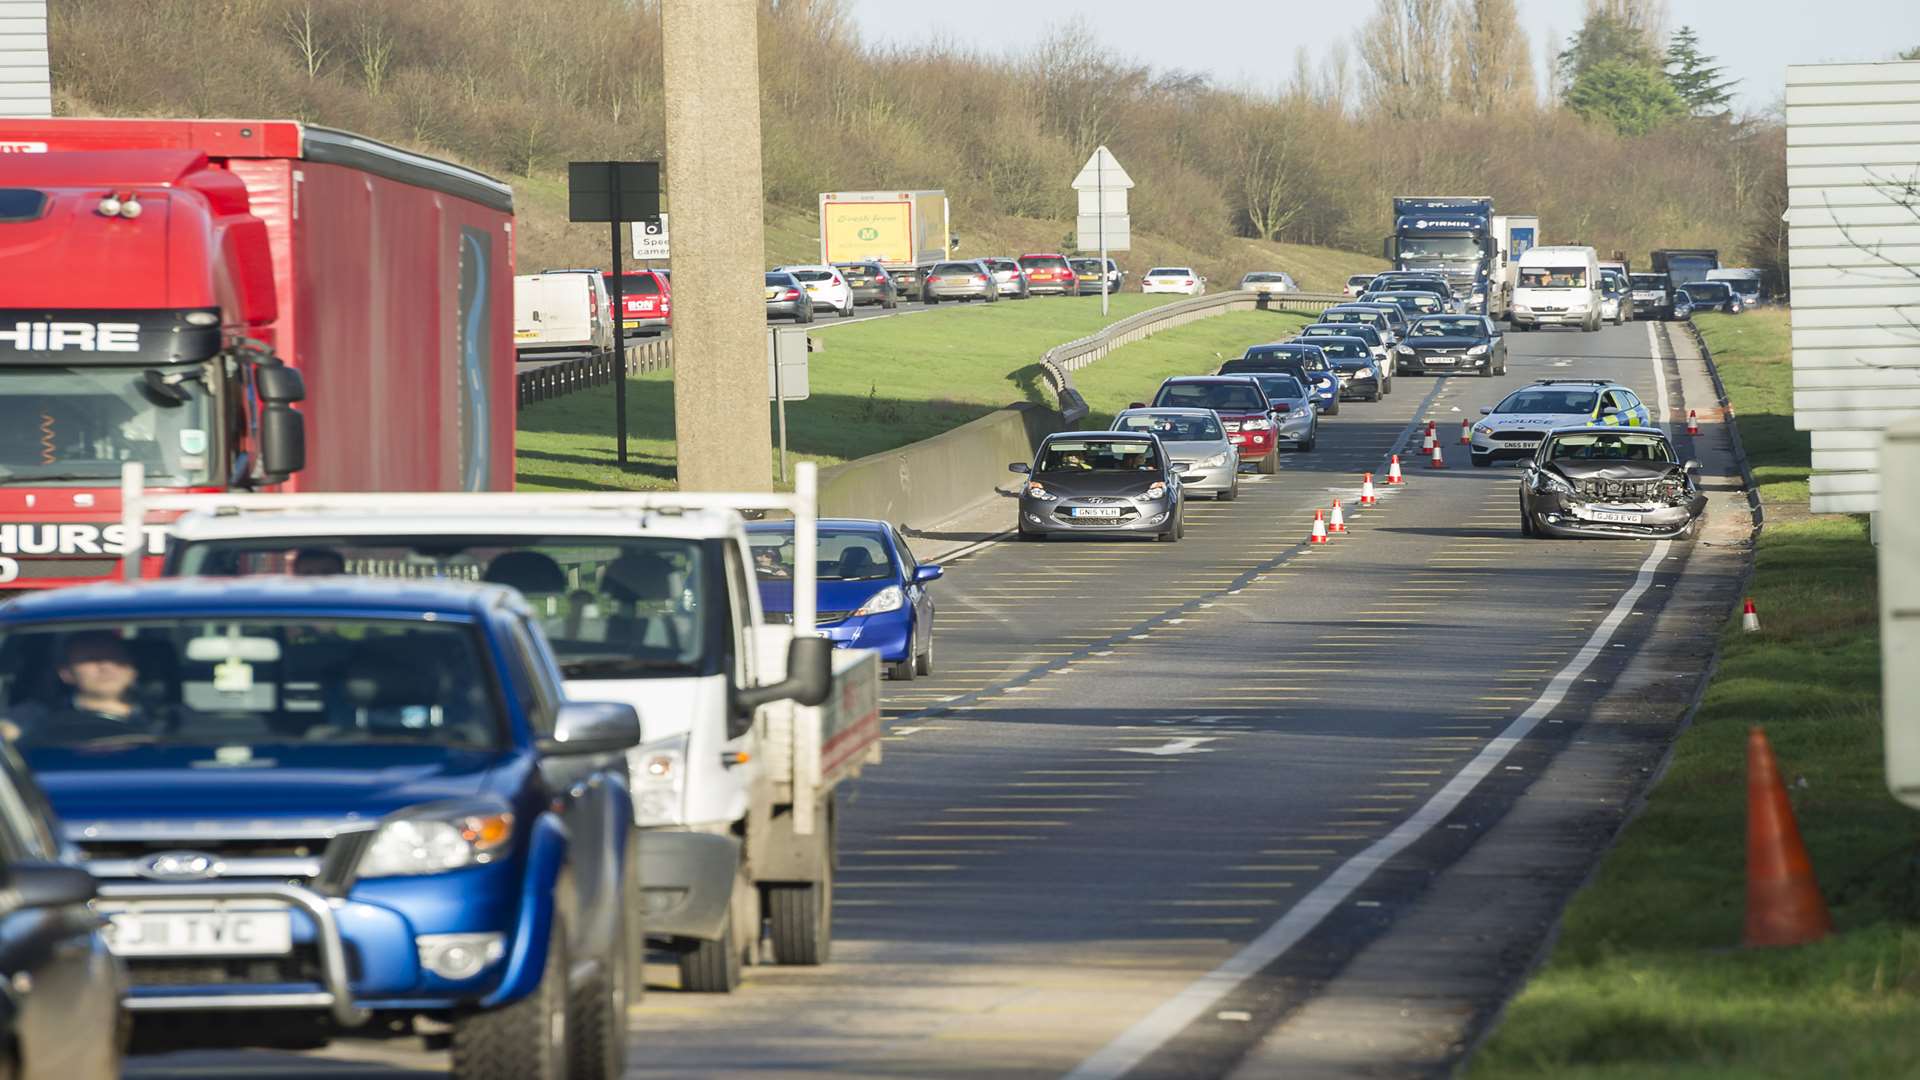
[1468,309,1899,1078]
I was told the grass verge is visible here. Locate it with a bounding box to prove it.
[1468,314,1902,1079]
[514,294,1181,491]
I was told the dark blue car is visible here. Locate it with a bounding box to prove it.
[0,578,643,1079]
[747,519,940,681]
[1227,342,1341,415]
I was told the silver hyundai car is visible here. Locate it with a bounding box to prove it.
[1011,431,1185,541]
[1110,408,1239,500]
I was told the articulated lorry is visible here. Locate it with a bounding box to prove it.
[1385,196,1502,315]
[0,118,518,591]
[819,190,952,299]
[138,462,881,995]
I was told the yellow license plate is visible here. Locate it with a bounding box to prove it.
[514,330,539,339]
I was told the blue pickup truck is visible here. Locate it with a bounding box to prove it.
[0,577,644,1079]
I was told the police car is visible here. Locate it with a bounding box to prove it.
[1469,379,1654,466]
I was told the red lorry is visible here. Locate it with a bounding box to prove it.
[0,118,517,590]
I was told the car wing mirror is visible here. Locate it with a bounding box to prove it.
[1008,462,1031,474]
[1480,406,1493,415]
[913,565,944,583]
[539,701,643,756]
[1684,460,1701,471]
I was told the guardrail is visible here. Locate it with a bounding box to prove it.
[1037,289,1346,422]
[516,333,674,405]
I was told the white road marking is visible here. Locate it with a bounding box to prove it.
[1064,538,1675,1080]
[1644,320,1673,427]
[1115,737,1219,757]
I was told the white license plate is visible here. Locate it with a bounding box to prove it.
[101,906,294,957]
[1587,510,1643,524]
[1425,357,1455,365]
[1071,507,1122,519]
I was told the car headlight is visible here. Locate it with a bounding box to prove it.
[359,804,515,878]
[1467,344,1488,355]
[855,585,904,616]
[1144,482,1168,500]
[1396,345,1414,355]
[1537,471,1574,495]
[632,734,688,826]
[1026,482,1056,501]
[1354,366,1374,378]
[1197,453,1228,469]
[1471,293,1485,304]
[1243,418,1273,431]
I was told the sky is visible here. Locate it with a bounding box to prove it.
[844,0,1920,114]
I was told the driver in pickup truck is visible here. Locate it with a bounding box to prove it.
[7,631,157,745]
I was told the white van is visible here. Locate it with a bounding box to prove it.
[1510,245,1602,332]
[514,271,614,354]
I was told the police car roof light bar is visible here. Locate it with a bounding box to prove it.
[116,462,823,635]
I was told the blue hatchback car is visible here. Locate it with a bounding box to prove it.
[1234,342,1341,414]
[747,519,940,681]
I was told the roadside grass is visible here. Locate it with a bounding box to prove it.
[1071,310,1313,426]
[1469,311,1903,1078]
[514,294,1181,491]
[1693,309,1806,508]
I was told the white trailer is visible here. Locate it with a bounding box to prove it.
[118,462,881,992]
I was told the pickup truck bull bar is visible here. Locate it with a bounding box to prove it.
[97,880,369,1028]
[116,461,823,634]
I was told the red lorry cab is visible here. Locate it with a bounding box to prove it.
[604,269,671,331]
[0,118,517,590]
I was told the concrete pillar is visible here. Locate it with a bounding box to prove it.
[662,0,772,492]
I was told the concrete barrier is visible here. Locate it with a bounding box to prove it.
[819,402,1065,528]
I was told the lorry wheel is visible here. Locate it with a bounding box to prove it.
[767,870,833,966]
[451,918,569,1080]
[677,917,743,993]
[568,903,630,1080]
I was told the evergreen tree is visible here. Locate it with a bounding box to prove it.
[1566,59,1687,136]
[1665,26,1737,115]
[1557,11,1659,87]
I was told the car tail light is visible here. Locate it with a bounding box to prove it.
[929,275,943,283]
[974,275,988,284]
[1273,403,1290,412]
[783,288,800,300]
[1183,279,1194,286]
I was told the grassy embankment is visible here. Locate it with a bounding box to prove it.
[514,279,1342,491]
[1471,307,1902,1078]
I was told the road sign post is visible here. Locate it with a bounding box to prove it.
[1073,146,1134,319]
[569,161,662,468]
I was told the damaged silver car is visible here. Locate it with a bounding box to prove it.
[1520,426,1706,539]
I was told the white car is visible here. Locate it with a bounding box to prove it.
[1239,271,1298,295]
[1468,378,1651,467]
[1345,273,1377,297]
[1143,267,1206,296]
[774,264,854,317]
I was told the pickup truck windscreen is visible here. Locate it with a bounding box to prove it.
[0,618,503,752]
[169,535,722,681]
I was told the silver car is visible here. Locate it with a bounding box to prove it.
[1237,371,1318,452]
[984,258,1031,299]
[924,260,1000,304]
[1111,408,1239,500]
[1240,271,1298,295]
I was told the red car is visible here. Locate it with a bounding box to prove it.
[1146,376,1280,475]
[603,268,672,333]
[1018,253,1081,296]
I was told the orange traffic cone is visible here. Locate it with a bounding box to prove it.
[1329,500,1346,533]
[1386,455,1404,485]
[1687,409,1700,436]
[1310,510,1329,544]
[1742,597,1761,633]
[1359,473,1377,506]
[1744,726,1833,948]
[1460,419,1472,445]
[1428,442,1446,469]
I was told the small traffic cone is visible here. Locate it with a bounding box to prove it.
[1329,500,1347,534]
[1309,510,1329,544]
[1744,726,1832,948]
[1742,597,1761,633]
[1460,419,1472,445]
[1386,456,1404,485]
[1359,473,1377,505]
[1428,442,1447,469]
[1421,425,1435,454]
[1687,409,1700,436]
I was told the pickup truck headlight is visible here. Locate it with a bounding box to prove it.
[632,734,689,826]
[359,805,515,878]
[855,585,904,616]
[1467,344,1488,355]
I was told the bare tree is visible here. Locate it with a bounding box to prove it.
[1448,0,1534,114]
[1320,41,1353,112]
[282,0,331,80]
[1227,101,1313,240]
[1357,0,1452,119]
[353,14,395,97]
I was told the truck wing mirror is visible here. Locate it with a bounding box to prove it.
[736,635,834,713]
[260,402,306,482]
[256,362,305,404]
[539,701,642,756]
